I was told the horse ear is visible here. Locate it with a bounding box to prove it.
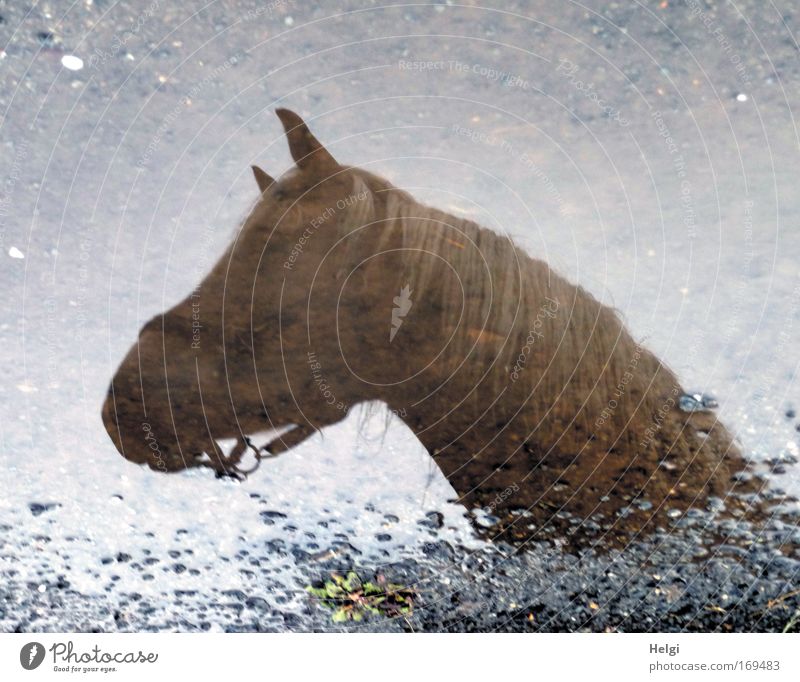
[251,165,274,193]
[275,108,338,171]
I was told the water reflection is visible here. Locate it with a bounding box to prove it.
[103,110,790,551]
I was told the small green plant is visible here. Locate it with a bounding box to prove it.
[306,571,415,623]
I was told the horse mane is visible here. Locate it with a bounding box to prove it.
[332,169,692,462]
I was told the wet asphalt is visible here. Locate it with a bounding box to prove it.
[1,0,799,631]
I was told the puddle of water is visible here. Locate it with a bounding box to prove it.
[1,0,798,630]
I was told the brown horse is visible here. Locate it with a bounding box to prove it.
[103,109,759,547]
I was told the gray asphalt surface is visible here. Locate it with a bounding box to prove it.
[1,0,799,632]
